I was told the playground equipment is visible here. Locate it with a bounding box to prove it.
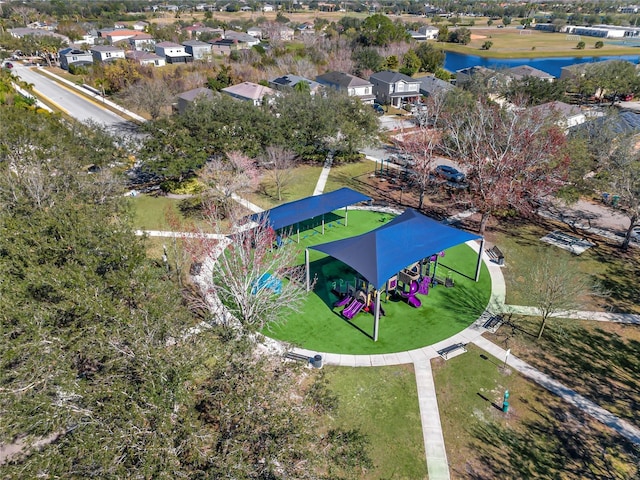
[399,280,421,308]
[251,273,282,295]
[342,295,366,319]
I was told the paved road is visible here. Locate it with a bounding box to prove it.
[12,64,140,138]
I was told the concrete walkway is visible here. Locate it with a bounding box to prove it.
[312,152,333,196]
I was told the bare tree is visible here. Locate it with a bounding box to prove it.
[443,98,569,235]
[518,251,600,339]
[199,151,259,218]
[400,92,448,210]
[122,78,175,120]
[190,211,308,332]
[261,146,296,201]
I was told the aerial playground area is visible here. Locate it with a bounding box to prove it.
[252,188,492,355]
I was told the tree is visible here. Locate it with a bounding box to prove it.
[447,27,471,45]
[358,13,410,46]
[122,78,174,120]
[190,208,308,332]
[443,98,569,234]
[481,40,493,50]
[518,251,598,339]
[576,40,586,49]
[352,47,385,75]
[199,151,260,218]
[437,25,449,41]
[501,77,568,106]
[385,54,399,70]
[597,136,640,250]
[260,146,296,201]
[595,40,604,49]
[414,42,445,72]
[487,19,494,26]
[400,91,449,209]
[502,16,511,26]
[399,49,421,76]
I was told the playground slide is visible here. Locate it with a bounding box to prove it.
[407,296,421,308]
[400,280,422,308]
[333,295,352,308]
[342,299,365,319]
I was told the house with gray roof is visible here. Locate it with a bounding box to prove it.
[221,82,276,106]
[175,87,214,114]
[223,30,261,47]
[369,71,421,107]
[126,50,166,67]
[418,75,454,97]
[59,47,92,71]
[530,101,586,130]
[182,40,212,61]
[315,71,376,103]
[505,65,554,82]
[90,45,126,63]
[268,74,322,95]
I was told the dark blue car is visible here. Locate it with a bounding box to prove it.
[435,165,465,183]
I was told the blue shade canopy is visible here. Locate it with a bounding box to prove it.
[248,188,371,231]
[309,209,481,289]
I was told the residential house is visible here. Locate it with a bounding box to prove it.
[184,24,223,39]
[247,27,263,39]
[126,50,166,67]
[296,22,316,35]
[182,40,212,61]
[27,21,56,31]
[8,28,69,44]
[315,71,376,103]
[90,45,126,63]
[105,29,140,45]
[223,30,261,47]
[128,33,156,51]
[505,65,554,82]
[409,25,440,41]
[418,75,454,97]
[210,38,239,56]
[58,47,93,70]
[269,74,322,94]
[155,41,193,64]
[369,71,421,107]
[221,82,276,106]
[530,101,586,130]
[133,21,149,31]
[455,66,509,91]
[263,4,275,12]
[276,26,295,41]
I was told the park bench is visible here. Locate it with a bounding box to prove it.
[437,343,467,360]
[482,314,504,332]
[486,245,505,266]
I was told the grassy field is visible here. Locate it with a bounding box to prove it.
[320,364,427,480]
[433,343,639,479]
[247,163,324,209]
[438,28,640,58]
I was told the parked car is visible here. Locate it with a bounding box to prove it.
[435,165,465,183]
[372,103,384,115]
[631,226,640,241]
[3,62,13,69]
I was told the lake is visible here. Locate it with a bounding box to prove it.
[444,51,640,77]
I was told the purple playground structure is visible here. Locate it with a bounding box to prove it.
[342,297,366,319]
[400,280,421,308]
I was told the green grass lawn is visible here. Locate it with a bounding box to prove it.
[264,210,492,354]
[437,29,640,58]
[489,218,640,314]
[248,164,324,209]
[322,365,427,480]
[433,344,639,478]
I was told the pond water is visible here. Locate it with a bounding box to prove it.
[444,51,640,77]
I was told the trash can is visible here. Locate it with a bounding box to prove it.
[311,354,323,369]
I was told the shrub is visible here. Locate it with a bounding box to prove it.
[161,178,205,195]
[595,40,604,49]
[576,41,586,49]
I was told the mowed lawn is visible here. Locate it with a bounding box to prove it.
[434,344,639,479]
[264,210,492,354]
[439,28,640,57]
[321,365,427,480]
